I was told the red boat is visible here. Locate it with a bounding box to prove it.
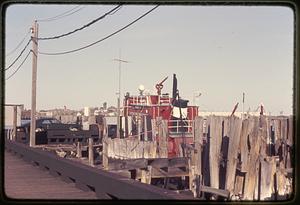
[121,74,199,158]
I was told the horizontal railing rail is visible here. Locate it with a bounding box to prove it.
[5,140,193,200]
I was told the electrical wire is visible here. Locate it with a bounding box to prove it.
[36,5,84,22]
[5,39,32,71]
[38,5,122,40]
[6,30,30,57]
[6,50,32,80]
[38,5,159,56]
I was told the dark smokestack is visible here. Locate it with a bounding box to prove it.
[172,73,177,101]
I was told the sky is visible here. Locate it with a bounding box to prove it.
[5,4,294,115]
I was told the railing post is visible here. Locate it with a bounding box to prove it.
[102,118,109,170]
[76,141,82,158]
[88,136,94,166]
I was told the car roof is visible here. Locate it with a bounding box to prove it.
[21,118,62,126]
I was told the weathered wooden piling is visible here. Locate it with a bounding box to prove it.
[76,142,82,158]
[208,116,223,190]
[141,166,152,184]
[88,137,94,166]
[102,118,108,170]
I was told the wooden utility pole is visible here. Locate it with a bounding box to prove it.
[12,106,17,141]
[30,20,38,147]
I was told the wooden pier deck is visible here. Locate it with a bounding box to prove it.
[4,150,99,199]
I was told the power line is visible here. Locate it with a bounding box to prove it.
[38,5,122,40]
[5,39,32,71]
[38,5,159,56]
[36,5,84,22]
[6,51,32,80]
[6,30,30,57]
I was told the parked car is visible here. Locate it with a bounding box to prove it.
[17,117,82,144]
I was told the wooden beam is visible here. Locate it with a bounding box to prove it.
[136,167,189,179]
[194,117,203,176]
[141,166,152,184]
[260,156,276,200]
[88,137,94,166]
[225,116,243,195]
[158,119,168,158]
[200,185,229,198]
[209,116,223,190]
[108,158,148,170]
[102,118,108,170]
[148,157,188,169]
[76,142,82,158]
[243,117,261,200]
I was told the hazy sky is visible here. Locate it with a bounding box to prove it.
[5,4,294,115]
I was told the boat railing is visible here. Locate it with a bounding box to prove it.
[168,119,194,134]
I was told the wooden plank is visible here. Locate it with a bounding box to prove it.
[147,157,188,169]
[260,116,270,157]
[149,141,157,158]
[109,170,131,178]
[287,116,293,146]
[189,165,197,197]
[225,116,243,195]
[243,117,261,200]
[281,118,288,168]
[276,161,286,196]
[200,185,229,198]
[169,157,189,168]
[158,119,168,158]
[88,137,94,166]
[143,142,148,158]
[260,156,276,200]
[151,119,157,141]
[144,115,148,141]
[194,117,203,176]
[274,119,282,155]
[138,141,143,158]
[108,158,148,170]
[121,139,128,159]
[239,118,254,172]
[136,167,189,179]
[132,138,138,159]
[115,138,121,159]
[76,142,82,158]
[128,139,134,159]
[102,118,108,170]
[125,116,129,138]
[148,158,168,168]
[141,166,152,184]
[233,172,244,197]
[208,116,223,190]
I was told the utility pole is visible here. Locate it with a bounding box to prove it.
[242,92,245,120]
[30,20,38,147]
[12,105,17,141]
[113,51,129,139]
